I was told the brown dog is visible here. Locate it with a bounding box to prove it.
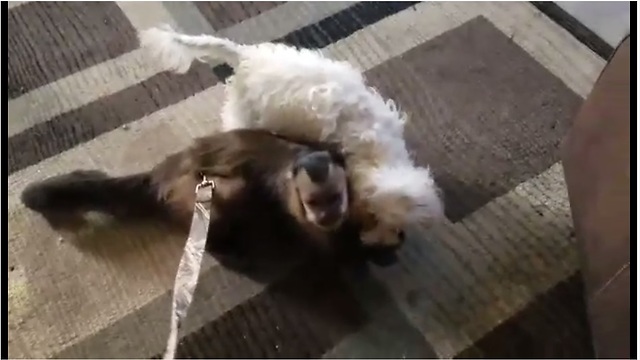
[21,129,402,268]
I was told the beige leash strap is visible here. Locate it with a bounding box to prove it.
[163,176,215,360]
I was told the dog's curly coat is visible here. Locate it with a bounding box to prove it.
[139,26,444,246]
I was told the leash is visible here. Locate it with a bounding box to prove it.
[163,175,215,360]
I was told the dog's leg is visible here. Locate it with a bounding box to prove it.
[220,83,255,131]
[220,99,248,131]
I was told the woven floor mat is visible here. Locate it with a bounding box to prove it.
[7,2,605,358]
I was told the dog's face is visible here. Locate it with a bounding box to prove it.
[291,151,349,231]
[352,187,414,248]
[359,163,444,247]
[358,210,406,248]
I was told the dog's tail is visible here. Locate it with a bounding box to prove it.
[138,26,243,73]
[21,170,163,223]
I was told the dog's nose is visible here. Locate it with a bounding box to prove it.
[398,229,406,243]
[369,248,399,267]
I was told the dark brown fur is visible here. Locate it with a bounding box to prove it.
[21,129,401,269]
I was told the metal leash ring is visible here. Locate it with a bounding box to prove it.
[195,175,216,203]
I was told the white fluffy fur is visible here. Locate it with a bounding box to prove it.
[139,27,444,246]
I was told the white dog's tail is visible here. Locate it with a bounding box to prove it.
[138,26,243,74]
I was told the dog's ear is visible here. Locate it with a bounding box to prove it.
[330,150,346,168]
[323,142,347,168]
[358,210,379,233]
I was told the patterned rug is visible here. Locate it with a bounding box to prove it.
[7,2,606,358]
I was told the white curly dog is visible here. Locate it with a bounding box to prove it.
[139,26,444,247]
